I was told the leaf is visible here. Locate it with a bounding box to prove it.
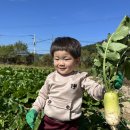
[117,16,130,30]
[20,97,28,103]
[106,51,120,61]
[110,75,117,82]
[94,59,101,67]
[102,42,128,52]
[96,44,105,58]
[112,26,129,41]
[111,16,130,41]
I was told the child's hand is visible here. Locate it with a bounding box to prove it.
[26,109,38,129]
[114,71,124,89]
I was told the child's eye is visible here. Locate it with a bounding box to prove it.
[54,58,59,61]
[64,59,70,61]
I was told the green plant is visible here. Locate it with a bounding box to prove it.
[92,16,130,129]
[0,66,53,130]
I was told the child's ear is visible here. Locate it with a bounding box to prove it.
[76,57,80,64]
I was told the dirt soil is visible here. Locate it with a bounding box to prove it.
[120,78,130,129]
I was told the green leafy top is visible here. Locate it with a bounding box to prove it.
[92,16,130,92]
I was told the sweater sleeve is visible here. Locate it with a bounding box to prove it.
[32,76,50,112]
[81,74,105,100]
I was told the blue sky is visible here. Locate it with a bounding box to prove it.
[0,0,130,54]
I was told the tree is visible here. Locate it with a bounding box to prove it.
[40,54,53,66]
[0,41,29,64]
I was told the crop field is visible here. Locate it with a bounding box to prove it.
[0,66,53,130]
[0,66,129,130]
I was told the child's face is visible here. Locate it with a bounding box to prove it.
[53,51,79,76]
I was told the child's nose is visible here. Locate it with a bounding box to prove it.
[59,59,65,65]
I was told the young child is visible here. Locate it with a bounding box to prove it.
[26,37,123,130]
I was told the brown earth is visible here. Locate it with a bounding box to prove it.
[120,78,130,129]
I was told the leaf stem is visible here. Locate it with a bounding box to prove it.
[103,34,113,91]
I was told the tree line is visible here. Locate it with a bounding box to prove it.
[0,40,102,68]
[0,41,34,65]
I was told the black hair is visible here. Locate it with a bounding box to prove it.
[50,37,81,58]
